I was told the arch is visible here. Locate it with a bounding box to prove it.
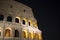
[38,34,42,40]
[33,22,37,28]
[15,17,20,23]
[22,18,27,25]
[14,30,19,37]
[35,33,41,40]
[35,33,39,40]
[7,16,12,22]
[29,31,34,39]
[22,20,25,24]
[0,14,4,21]
[4,29,10,37]
[28,20,32,26]
[22,30,28,38]
[29,22,30,26]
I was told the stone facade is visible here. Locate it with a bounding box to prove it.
[0,0,42,40]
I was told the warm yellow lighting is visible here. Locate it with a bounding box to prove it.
[33,22,37,28]
[35,33,42,40]
[23,18,27,25]
[4,29,10,37]
[22,30,28,38]
[29,31,34,39]
[35,33,39,40]
[28,20,32,26]
[38,34,42,40]
[16,16,20,22]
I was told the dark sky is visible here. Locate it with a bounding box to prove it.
[15,0,59,40]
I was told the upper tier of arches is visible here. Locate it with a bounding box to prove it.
[0,14,38,28]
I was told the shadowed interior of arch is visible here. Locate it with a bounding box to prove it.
[0,14,4,21]
[14,30,19,37]
[15,18,19,23]
[7,16,12,22]
[22,20,25,24]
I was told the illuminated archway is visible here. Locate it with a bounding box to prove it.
[15,17,20,23]
[35,33,39,40]
[4,29,10,37]
[22,30,28,38]
[35,33,42,40]
[33,22,37,28]
[28,20,32,26]
[22,18,27,25]
[38,34,42,40]
[29,31,34,39]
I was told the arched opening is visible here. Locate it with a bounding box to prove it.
[22,20,25,24]
[33,22,37,28]
[7,16,12,22]
[35,33,38,40]
[22,18,27,25]
[15,17,20,23]
[38,34,42,40]
[29,31,34,39]
[29,22,30,26]
[35,33,41,40]
[14,30,19,37]
[15,18,19,23]
[4,29,10,37]
[28,20,32,26]
[22,30,28,38]
[0,14,4,21]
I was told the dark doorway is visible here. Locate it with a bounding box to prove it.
[28,22,30,26]
[0,14,4,21]
[7,16,12,22]
[22,20,25,25]
[14,30,19,37]
[15,18,19,23]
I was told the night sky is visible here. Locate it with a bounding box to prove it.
[15,0,58,40]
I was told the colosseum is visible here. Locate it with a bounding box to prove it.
[0,0,42,40]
